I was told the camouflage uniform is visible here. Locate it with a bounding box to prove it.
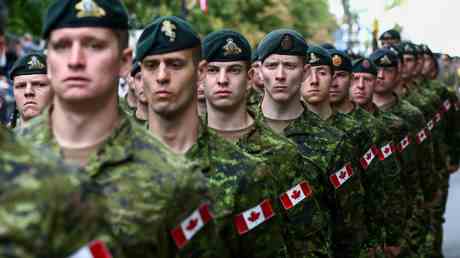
[19,110,228,258]
[234,113,332,258]
[259,105,367,258]
[186,120,288,258]
[0,124,112,257]
[118,96,136,117]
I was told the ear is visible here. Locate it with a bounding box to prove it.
[302,63,311,82]
[198,60,207,82]
[120,47,133,78]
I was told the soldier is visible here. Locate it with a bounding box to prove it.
[256,29,366,258]
[351,54,427,257]
[379,29,401,48]
[20,1,221,257]
[137,16,286,257]
[0,124,115,257]
[9,52,52,130]
[130,62,147,126]
[200,29,332,258]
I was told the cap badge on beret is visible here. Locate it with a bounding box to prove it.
[404,45,412,52]
[332,55,342,67]
[309,53,320,64]
[281,35,293,50]
[75,0,106,18]
[161,20,177,42]
[380,55,391,65]
[363,60,370,69]
[223,38,242,56]
[28,56,45,69]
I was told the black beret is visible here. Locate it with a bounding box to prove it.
[136,16,201,62]
[307,45,331,67]
[369,48,399,68]
[9,52,47,80]
[43,0,129,39]
[385,45,403,62]
[202,29,251,63]
[379,29,401,41]
[257,29,308,62]
[130,61,140,77]
[399,41,417,56]
[320,43,336,50]
[414,44,424,56]
[328,49,352,72]
[420,44,434,57]
[352,58,377,76]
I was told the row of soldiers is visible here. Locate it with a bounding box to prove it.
[1,0,459,258]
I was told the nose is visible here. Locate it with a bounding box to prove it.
[217,70,229,87]
[275,65,286,82]
[377,69,384,79]
[156,62,170,85]
[357,77,365,89]
[24,82,35,98]
[68,43,85,70]
[310,71,319,86]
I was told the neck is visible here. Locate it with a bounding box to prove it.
[360,101,376,113]
[126,90,137,108]
[332,98,354,114]
[148,101,199,155]
[135,101,148,120]
[207,102,253,131]
[51,95,119,149]
[261,93,304,120]
[373,91,396,108]
[305,100,332,120]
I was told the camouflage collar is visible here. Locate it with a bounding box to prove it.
[186,118,212,171]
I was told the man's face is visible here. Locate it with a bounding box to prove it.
[259,54,306,104]
[133,72,147,104]
[401,54,417,79]
[350,72,376,105]
[197,80,206,102]
[13,74,52,121]
[375,67,399,94]
[47,27,130,104]
[249,62,264,91]
[302,65,332,104]
[330,70,351,104]
[202,61,249,111]
[422,54,436,76]
[413,54,424,76]
[141,48,198,117]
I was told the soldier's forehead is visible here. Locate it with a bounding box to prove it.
[264,54,302,62]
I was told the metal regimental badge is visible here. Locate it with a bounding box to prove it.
[380,55,392,65]
[223,38,242,56]
[309,53,320,64]
[28,56,45,69]
[332,55,342,67]
[161,20,177,42]
[362,59,370,69]
[404,44,413,53]
[280,35,293,50]
[75,0,106,18]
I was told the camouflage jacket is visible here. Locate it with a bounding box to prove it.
[235,114,332,258]
[258,105,367,258]
[186,121,287,258]
[0,125,111,258]
[19,109,225,258]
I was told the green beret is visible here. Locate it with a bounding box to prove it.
[379,29,401,41]
[136,16,201,62]
[320,43,336,50]
[369,48,399,68]
[420,44,434,57]
[257,29,308,62]
[352,58,377,76]
[130,61,140,77]
[307,45,331,67]
[385,45,403,62]
[328,49,352,72]
[43,0,129,39]
[9,53,47,80]
[202,29,251,62]
[399,41,417,57]
[251,47,259,63]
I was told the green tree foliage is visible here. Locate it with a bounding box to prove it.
[5,0,337,45]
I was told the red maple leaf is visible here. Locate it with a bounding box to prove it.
[339,171,347,179]
[186,219,198,231]
[291,190,301,199]
[366,152,372,160]
[248,211,260,222]
[384,147,390,154]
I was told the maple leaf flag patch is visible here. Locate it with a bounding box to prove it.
[234,199,275,235]
[360,146,379,170]
[280,181,313,210]
[427,119,435,131]
[329,163,353,189]
[68,240,112,258]
[443,100,452,112]
[379,143,395,160]
[416,128,428,144]
[171,203,213,249]
[434,112,442,123]
[398,135,411,152]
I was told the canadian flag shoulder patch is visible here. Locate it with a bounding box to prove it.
[398,135,411,152]
[443,100,452,112]
[329,163,353,189]
[68,240,112,258]
[171,203,213,249]
[378,143,395,160]
[360,146,379,170]
[434,112,442,123]
[427,119,435,131]
[279,181,313,210]
[416,128,428,144]
[234,199,275,235]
